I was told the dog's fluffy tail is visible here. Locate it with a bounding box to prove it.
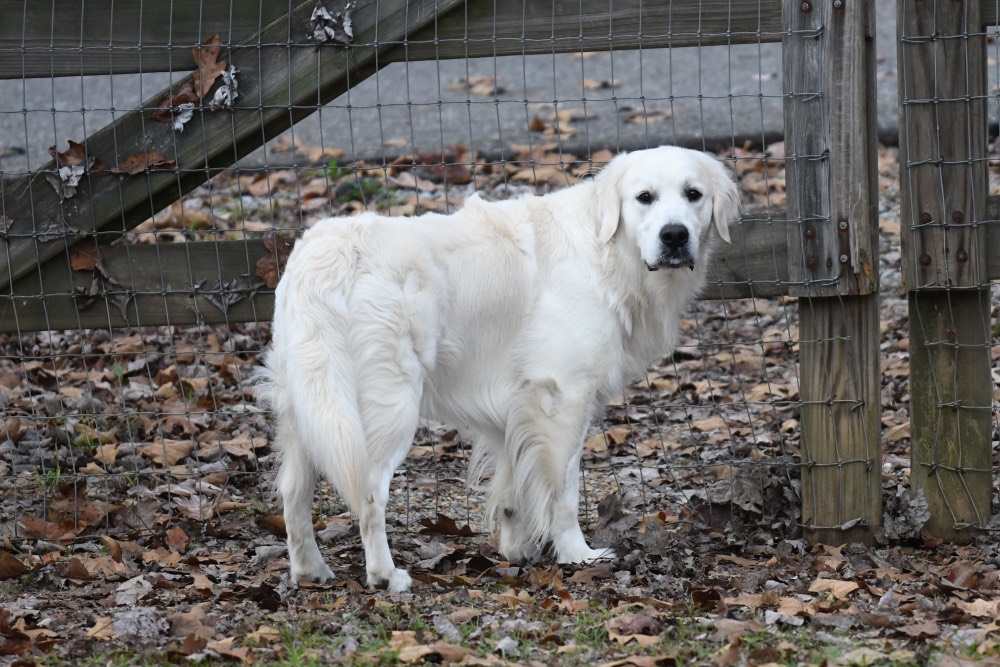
[260,313,370,512]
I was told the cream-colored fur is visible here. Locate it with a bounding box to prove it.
[257,146,739,592]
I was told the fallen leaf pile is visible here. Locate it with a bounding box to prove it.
[1,145,999,665]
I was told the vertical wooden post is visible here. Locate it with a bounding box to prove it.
[897,0,992,541]
[784,0,882,544]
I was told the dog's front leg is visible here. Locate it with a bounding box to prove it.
[500,378,615,565]
[550,444,616,563]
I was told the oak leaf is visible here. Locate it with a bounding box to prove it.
[0,550,29,580]
[111,151,177,175]
[192,34,226,100]
[256,235,293,289]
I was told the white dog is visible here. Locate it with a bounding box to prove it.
[258,146,739,592]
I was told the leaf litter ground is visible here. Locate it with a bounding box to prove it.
[1,144,1000,666]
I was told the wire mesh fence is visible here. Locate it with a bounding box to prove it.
[0,0,996,585]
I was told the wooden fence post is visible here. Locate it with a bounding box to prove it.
[897,0,993,541]
[784,0,882,544]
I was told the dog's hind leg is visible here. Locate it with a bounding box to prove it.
[345,341,424,593]
[276,421,336,584]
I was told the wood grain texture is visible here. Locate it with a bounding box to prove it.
[899,0,993,541]
[798,295,882,545]
[783,0,878,298]
[907,290,993,540]
[0,0,464,292]
[783,0,882,544]
[0,214,786,332]
[0,240,273,331]
[0,0,785,79]
[897,0,989,289]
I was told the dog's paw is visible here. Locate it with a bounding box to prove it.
[558,546,617,564]
[292,563,336,586]
[367,567,412,593]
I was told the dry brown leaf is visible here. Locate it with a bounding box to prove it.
[0,418,25,443]
[165,526,190,553]
[59,556,92,581]
[205,636,251,662]
[397,640,474,664]
[192,34,226,100]
[597,657,678,667]
[623,108,673,125]
[48,140,96,198]
[583,78,619,90]
[151,83,199,130]
[86,617,117,641]
[490,588,534,608]
[777,596,813,617]
[139,438,194,466]
[173,495,215,521]
[256,235,293,289]
[448,75,505,96]
[566,562,615,584]
[897,620,941,639]
[100,535,123,562]
[884,422,911,442]
[808,577,860,599]
[418,514,475,537]
[528,115,547,132]
[111,151,177,175]
[449,607,483,624]
[259,514,287,537]
[690,415,728,432]
[246,625,281,646]
[943,560,980,590]
[539,589,588,613]
[712,618,766,642]
[18,516,80,542]
[604,614,663,647]
[0,550,29,580]
[955,598,999,618]
[49,140,90,168]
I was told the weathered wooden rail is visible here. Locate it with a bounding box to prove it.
[0,0,996,543]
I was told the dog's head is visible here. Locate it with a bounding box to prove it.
[593,146,739,271]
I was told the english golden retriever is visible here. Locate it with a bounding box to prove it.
[258,146,739,591]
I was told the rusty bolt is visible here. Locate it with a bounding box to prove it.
[838,219,849,231]
[839,254,849,263]
[806,256,819,269]
[957,249,969,262]
[833,0,844,8]
[919,253,932,266]
[801,1,812,12]
[951,210,964,223]
[921,212,933,224]
[805,227,816,239]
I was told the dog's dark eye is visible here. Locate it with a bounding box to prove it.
[636,191,654,204]
[685,188,703,203]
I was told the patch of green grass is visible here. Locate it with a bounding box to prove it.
[327,160,353,181]
[335,177,388,204]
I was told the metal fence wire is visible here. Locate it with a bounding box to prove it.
[0,0,996,567]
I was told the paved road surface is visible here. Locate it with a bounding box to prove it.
[1,4,899,174]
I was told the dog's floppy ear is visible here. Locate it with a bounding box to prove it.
[708,158,739,244]
[593,153,625,243]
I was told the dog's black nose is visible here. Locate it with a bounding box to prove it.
[658,224,689,250]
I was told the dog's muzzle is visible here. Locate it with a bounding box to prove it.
[647,223,695,271]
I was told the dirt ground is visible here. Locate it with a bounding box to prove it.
[1,143,999,666]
